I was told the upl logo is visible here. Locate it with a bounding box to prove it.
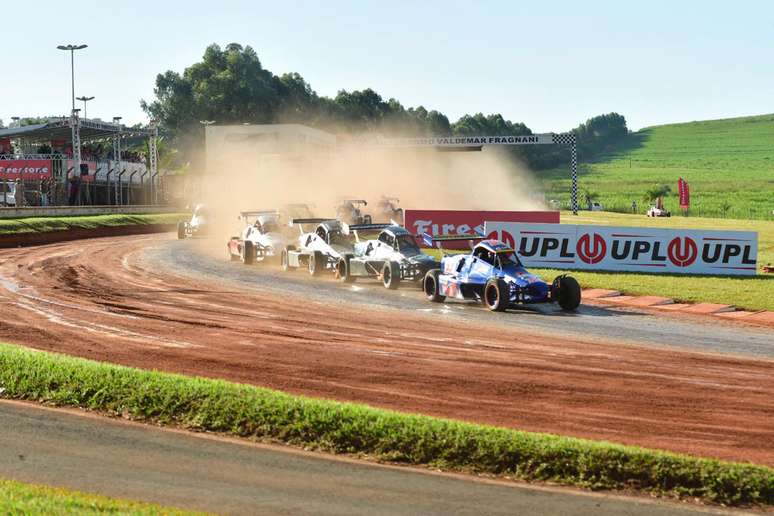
[667,236,698,267]
[576,233,606,264]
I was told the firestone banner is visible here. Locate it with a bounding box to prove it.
[0,159,52,179]
[406,210,559,249]
[484,222,758,276]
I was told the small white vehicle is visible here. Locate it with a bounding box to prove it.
[177,204,209,239]
[226,210,287,264]
[646,206,671,217]
[0,181,16,207]
[375,197,404,224]
[281,219,355,276]
[336,224,439,289]
[588,202,604,212]
[335,199,372,225]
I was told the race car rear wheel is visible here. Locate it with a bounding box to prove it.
[553,275,581,311]
[484,278,509,312]
[177,221,186,240]
[382,261,401,290]
[308,251,324,277]
[241,241,254,265]
[337,256,355,283]
[423,270,445,303]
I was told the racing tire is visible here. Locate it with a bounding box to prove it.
[177,221,186,240]
[336,256,356,283]
[483,278,509,312]
[423,269,445,303]
[241,241,255,265]
[363,214,372,224]
[308,251,324,277]
[553,275,581,311]
[382,261,401,290]
[281,248,290,271]
[226,244,239,262]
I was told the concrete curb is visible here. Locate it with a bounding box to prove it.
[585,289,774,328]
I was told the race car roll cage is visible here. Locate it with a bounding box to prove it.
[377,133,580,214]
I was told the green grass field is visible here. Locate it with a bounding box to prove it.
[0,477,198,515]
[0,342,772,507]
[0,213,184,234]
[540,114,774,220]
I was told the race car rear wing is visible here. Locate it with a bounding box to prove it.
[239,210,279,219]
[290,218,337,233]
[422,232,485,252]
[343,222,395,239]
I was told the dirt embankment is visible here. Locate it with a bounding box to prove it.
[0,233,772,467]
[0,224,175,248]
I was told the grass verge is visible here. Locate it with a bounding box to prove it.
[0,477,199,515]
[0,342,771,507]
[0,213,184,235]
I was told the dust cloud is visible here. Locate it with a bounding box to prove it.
[195,136,547,237]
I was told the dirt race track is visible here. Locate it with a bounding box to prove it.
[0,233,773,467]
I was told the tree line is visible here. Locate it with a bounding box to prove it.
[142,43,629,170]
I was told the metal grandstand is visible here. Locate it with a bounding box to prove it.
[0,111,161,206]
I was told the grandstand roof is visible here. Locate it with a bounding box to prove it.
[0,118,152,143]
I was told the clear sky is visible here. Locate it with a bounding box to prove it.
[3,0,772,132]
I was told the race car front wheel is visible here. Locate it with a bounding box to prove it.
[423,270,445,303]
[281,249,290,271]
[483,278,509,312]
[337,256,355,283]
[382,261,401,289]
[177,221,186,240]
[553,275,581,311]
[308,251,324,277]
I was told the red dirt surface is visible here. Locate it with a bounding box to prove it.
[1,234,773,466]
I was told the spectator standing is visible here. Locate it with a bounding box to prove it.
[14,179,25,207]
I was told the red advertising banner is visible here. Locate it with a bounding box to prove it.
[678,178,690,211]
[405,210,559,249]
[0,159,52,179]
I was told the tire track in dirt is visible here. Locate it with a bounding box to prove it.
[0,233,772,466]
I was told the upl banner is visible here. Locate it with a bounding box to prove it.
[406,210,559,249]
[484,222,758,276]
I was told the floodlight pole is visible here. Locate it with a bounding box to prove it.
[57,44,87,112]
[76,96,95,119]
[112,117,122,205]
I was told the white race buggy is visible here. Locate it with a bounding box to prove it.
[226,210,288,265]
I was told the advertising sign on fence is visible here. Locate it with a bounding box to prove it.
[0,159,52,179]
[406,210,559,249]
[484,222,758,276]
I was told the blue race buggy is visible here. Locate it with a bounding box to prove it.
[422,236,581,311]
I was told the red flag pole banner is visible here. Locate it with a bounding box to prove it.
[678,178,690,211]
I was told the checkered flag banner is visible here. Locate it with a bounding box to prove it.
[551,133,576,146]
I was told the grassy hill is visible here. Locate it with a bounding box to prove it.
[540,114,774,220]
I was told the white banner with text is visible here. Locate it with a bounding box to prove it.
[484,222,758,276]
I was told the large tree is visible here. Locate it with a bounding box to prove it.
[142,43,628,171]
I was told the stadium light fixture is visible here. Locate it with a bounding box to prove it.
[57,44,88,112]
[76,96,95,119]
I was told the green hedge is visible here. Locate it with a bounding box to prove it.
[0,343,770,506]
